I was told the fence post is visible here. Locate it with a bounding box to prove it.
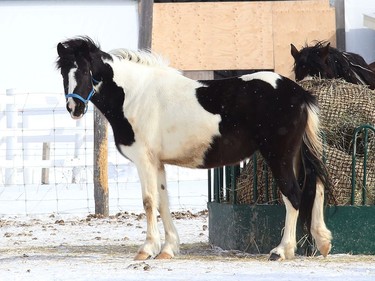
[93,107,109,216]
[72,119,84,183]
[22,113,32,184]
[41,142,50,184]
[5,89,16,186]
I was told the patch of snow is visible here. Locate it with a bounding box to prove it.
[0,211,374,281]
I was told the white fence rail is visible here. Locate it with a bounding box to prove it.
[0,90,208,215]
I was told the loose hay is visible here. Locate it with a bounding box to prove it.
[236,79,375,205]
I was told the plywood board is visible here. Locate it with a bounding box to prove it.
[152,2,274,70]
[272,1,336,78]
[152,0,336,76]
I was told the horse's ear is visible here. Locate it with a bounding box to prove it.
[77,41,92,61]
[57,43,67,57]
[320,43,330,60]
[290,44,300,60]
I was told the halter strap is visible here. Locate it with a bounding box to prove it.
[92,77,100,86]
[65,78,99,113]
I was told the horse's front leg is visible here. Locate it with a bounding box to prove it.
[134,160,161,260]
[155,164,180,259]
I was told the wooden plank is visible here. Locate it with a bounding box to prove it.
[152,2,274,70]
[183,71,214,80]
[152,0,335,76]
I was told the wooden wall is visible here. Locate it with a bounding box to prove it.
[152,0,336,79]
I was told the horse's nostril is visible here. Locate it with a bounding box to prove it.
[66,103,73,112]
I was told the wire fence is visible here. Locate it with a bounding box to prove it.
[0,90,208,215]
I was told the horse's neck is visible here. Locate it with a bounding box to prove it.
[107,57,196,101]
[93,57,196,115]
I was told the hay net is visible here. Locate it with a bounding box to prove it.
[236,78,375,206]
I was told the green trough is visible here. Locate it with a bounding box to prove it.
[208,125,375,255]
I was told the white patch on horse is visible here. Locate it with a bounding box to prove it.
[270,195,298,260]
[240,71,281,89]
[66,67,78,114]
[68,67,77,94]
[108,55,221,168]
[301,75,314,81]
[311,179,332,257]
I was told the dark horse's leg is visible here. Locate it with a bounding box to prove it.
[258,130,304,261]
[267,153,301,260]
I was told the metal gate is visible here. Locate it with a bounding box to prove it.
[207,124,375,255]
[209,124,375,207]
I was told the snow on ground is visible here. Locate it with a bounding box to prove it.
[1,210,374,281]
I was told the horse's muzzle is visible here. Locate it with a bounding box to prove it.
[66,102,85,119]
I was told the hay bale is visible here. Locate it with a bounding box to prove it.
[300,79,375,154]
[236,152,281,205]
[236,79,375,206]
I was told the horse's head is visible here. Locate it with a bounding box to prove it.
[291,42,331,81]
[56,37,98,119]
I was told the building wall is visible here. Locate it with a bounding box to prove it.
[345,0,375,64]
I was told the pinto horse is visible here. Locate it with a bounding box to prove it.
[291,41,375,90]
[57,36,332,261]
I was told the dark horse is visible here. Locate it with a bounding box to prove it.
[291,41,375,90]
[57,36,332,261]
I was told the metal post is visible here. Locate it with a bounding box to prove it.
[252,153,258,202]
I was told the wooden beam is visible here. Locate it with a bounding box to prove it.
[138,0,153,50]
[334,0,346,50]
[93,107,109,217]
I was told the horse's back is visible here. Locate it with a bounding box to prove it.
[196,72,315,168]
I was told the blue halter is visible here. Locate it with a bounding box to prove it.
[65,78,99,113]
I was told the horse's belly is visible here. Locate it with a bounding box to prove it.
[160,137,213,168]
[160,124,222,168]
[159,110,221,167]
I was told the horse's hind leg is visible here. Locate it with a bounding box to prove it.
[266,156,301,261]
[155,164,180,259]
[310,179,332,257]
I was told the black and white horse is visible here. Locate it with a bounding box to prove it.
[291,41,375,90]
[57,36,332,261]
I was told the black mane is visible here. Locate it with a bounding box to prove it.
[292,41,375,90]
[56,36,101,69]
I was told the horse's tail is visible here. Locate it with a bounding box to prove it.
[298,99,331,234]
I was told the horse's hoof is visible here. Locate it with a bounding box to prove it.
[155,252,173,259]
[269,253,283,261]
[319,242,332,257]
[134,251,152,260]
